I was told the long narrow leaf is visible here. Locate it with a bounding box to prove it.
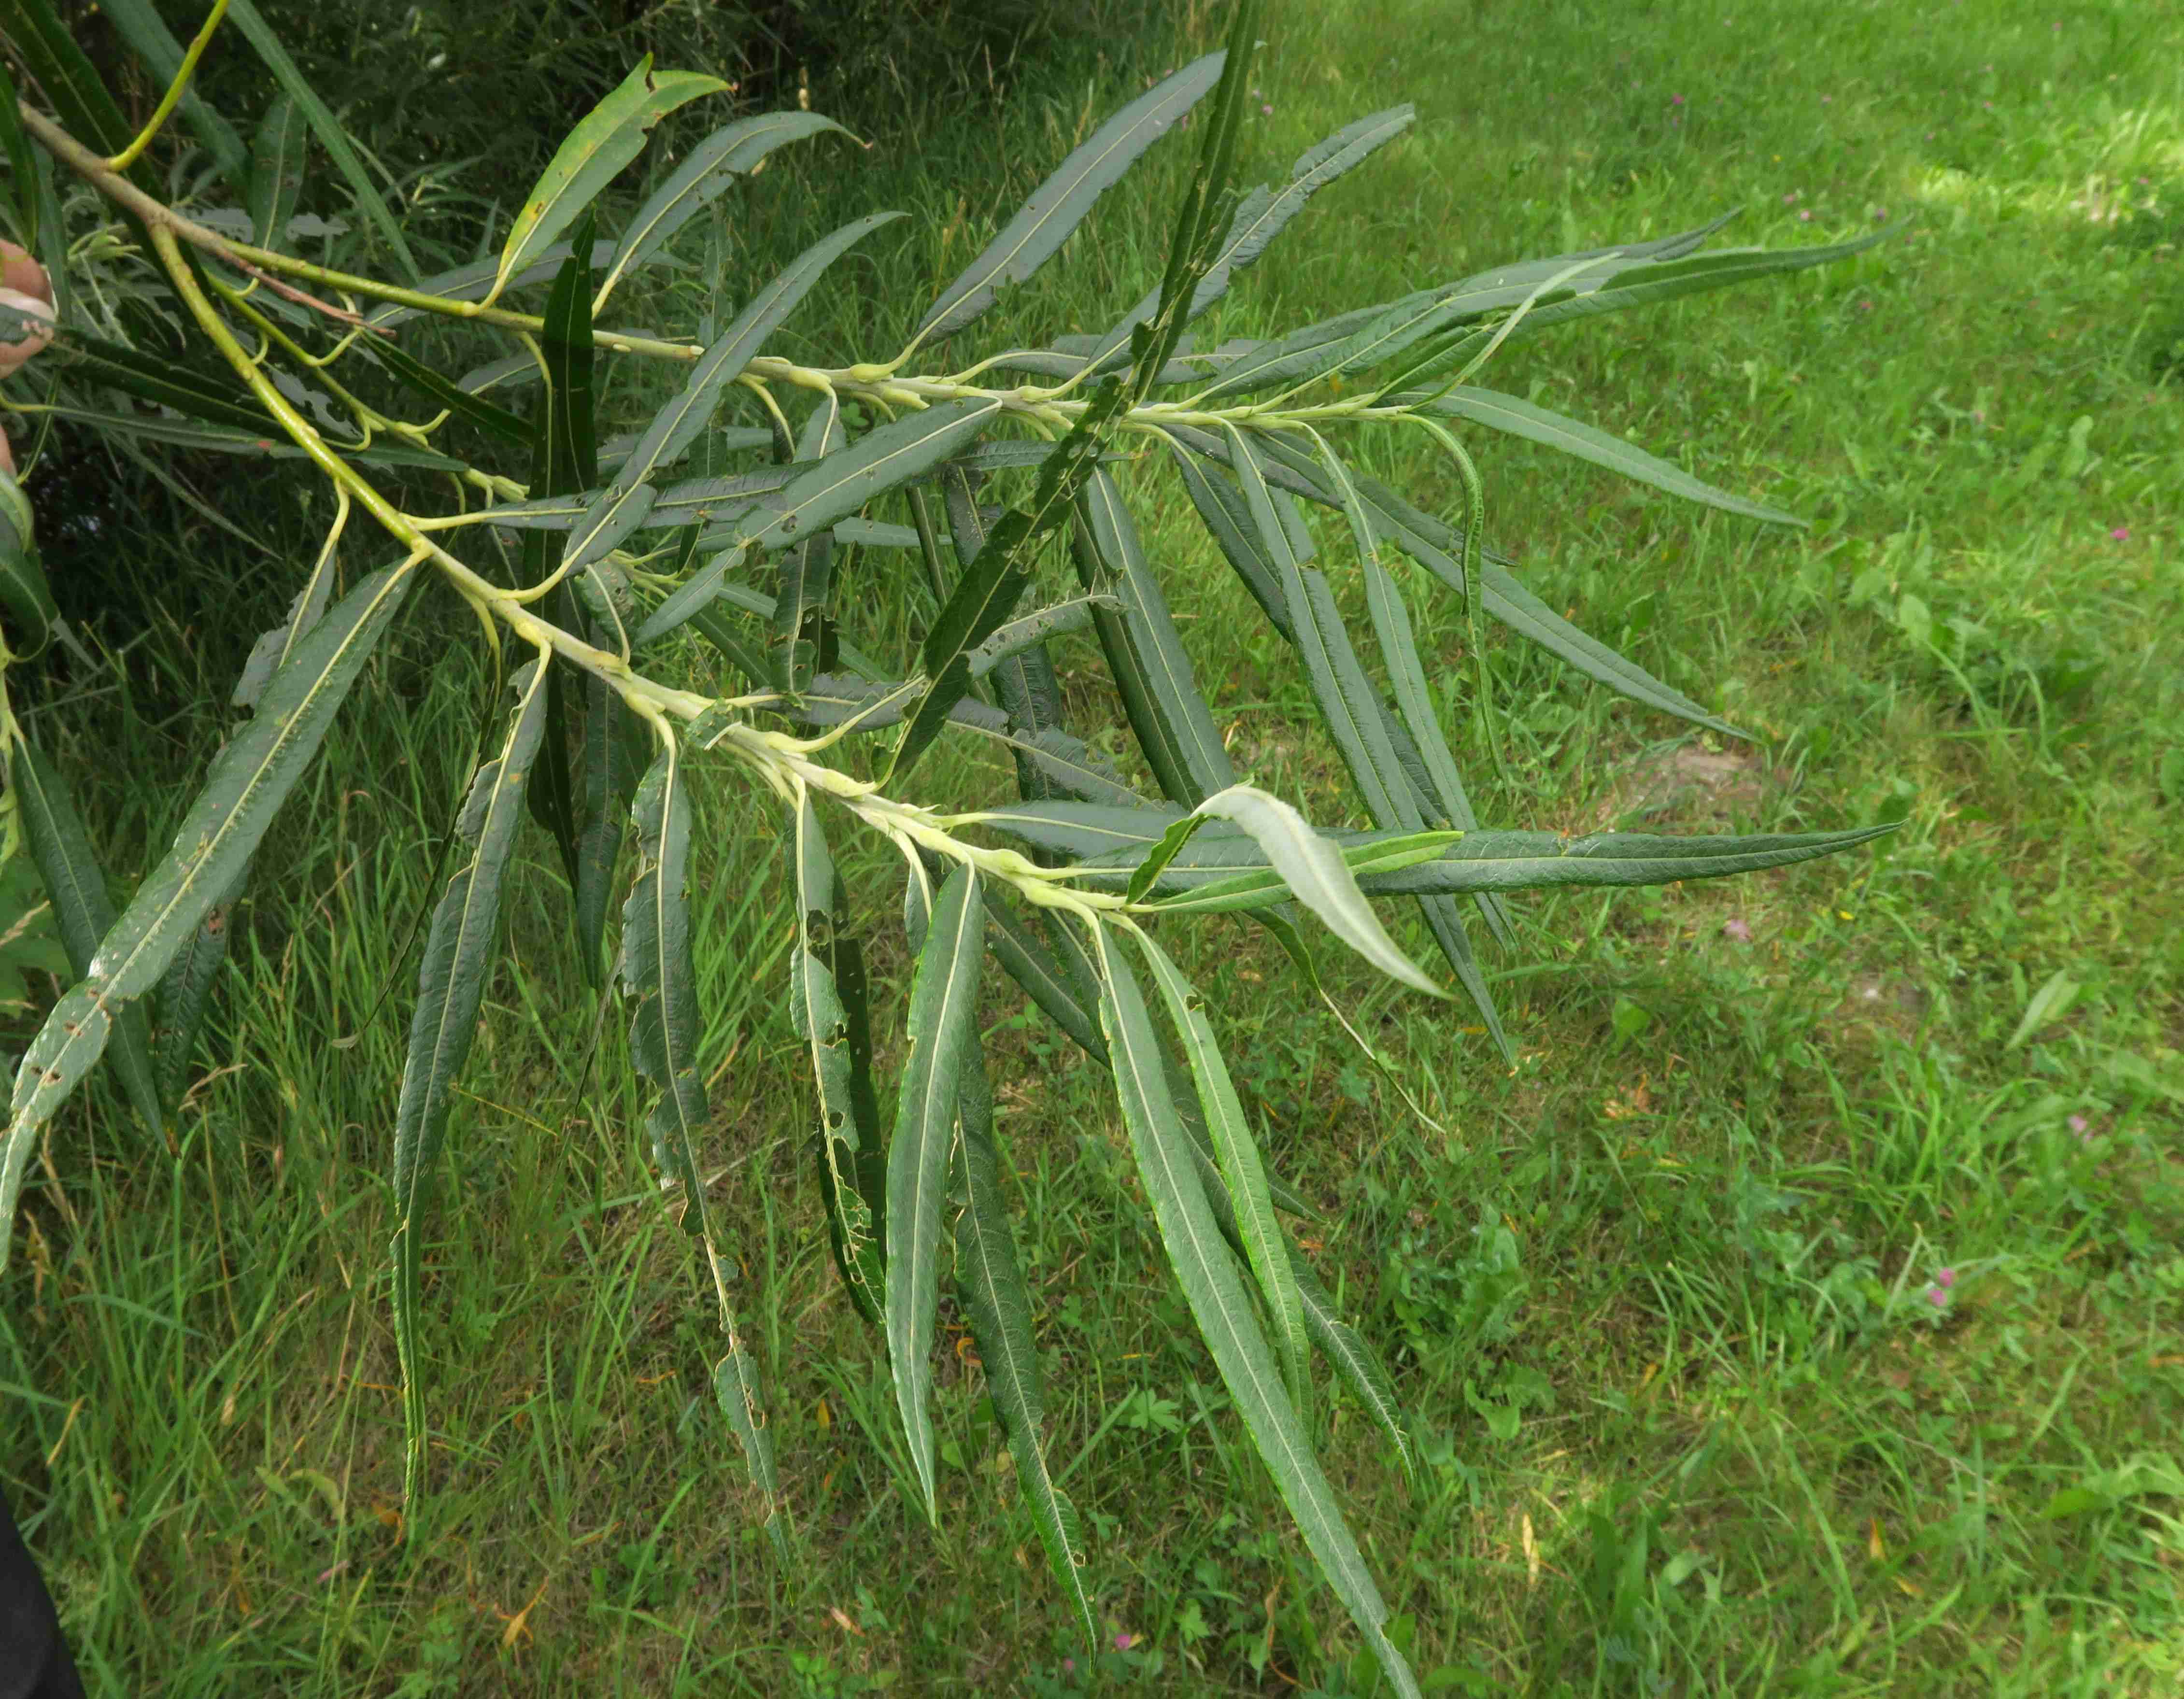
[390,661,550,1510]
[3,561,417,1270]
[489,56,726,305]
[614,212,901,493]
[793,793,885,1325]
[11,739,163,1135]
[1135,930,1309,1413]
[952,1035,1099,1650]
[912,54,1225,346]
[885,863,986,1522]
[597,111,848,311]
[1092,925,1420,1699]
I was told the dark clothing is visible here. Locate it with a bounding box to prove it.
[0,1483,84,1699]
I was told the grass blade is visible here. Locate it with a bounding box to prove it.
[885,864,987,1522]
[10,738,163,1135]
[1092,924,1420,1699]
[390,660,550,1512]
[952,1033,1099,1651]
[910,54,1224,348]
[3,560,417,1270]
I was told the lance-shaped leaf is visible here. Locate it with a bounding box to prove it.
[1167,424,1739,736]
[1042,820,1895,906]
[952,1034,1098,1652]
[597,110,848,311]
[1136,931,1309,1414]
[734,395,1002,564]
[222,0,418,276]
[793,794,885,1325]
[885,863,986,1523]
[944,464,1071,807]
[983,891,1109,1063]
[1418,387,1804,525]
[0,0,135,162]
[11,739,163,1135]
[1092,925,1421,1699]
[966,595,1105,679]
[390,661,549,1509]
[1457,227,1896,349]
[151,861,242,1108]
[619,748,781,1538]
[0,472,58,658]
[1078,470,1235,804]
[488,56,727,307]
[887,378,1127,785]
[3,562,416,1270]
[911,53,1225,348]
[246,94,308,248]
[614,212,900,493]
[1193,786,1443,997]
[712,1336,784,1557]
[1084,105,1417,372]
[49,330,280,435]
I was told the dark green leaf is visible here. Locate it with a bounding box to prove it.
[245,94,308,247]
[0,472,58,657]
[792,793,885,1325]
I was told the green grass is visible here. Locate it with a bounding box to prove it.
[7,0,2184,1692]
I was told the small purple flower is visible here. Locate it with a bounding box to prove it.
[1063,1659,1076,1675]
[2110,526,2130,542]
[1261,103,1273,116]
[1723,918,1752,942]
[1874,207,1888,222]
[1926,1287,1948,1308]
[1859,299,1874,312]
[1672,94,1685,105]
[1114,1630,1135,1652]
[1935,1267,1956,1289]
[1821,95,1832,104]
[1799,209,1814,222]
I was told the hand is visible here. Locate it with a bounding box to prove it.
[0,237,55,477]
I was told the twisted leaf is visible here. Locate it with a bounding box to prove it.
[793,793,885,1325]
